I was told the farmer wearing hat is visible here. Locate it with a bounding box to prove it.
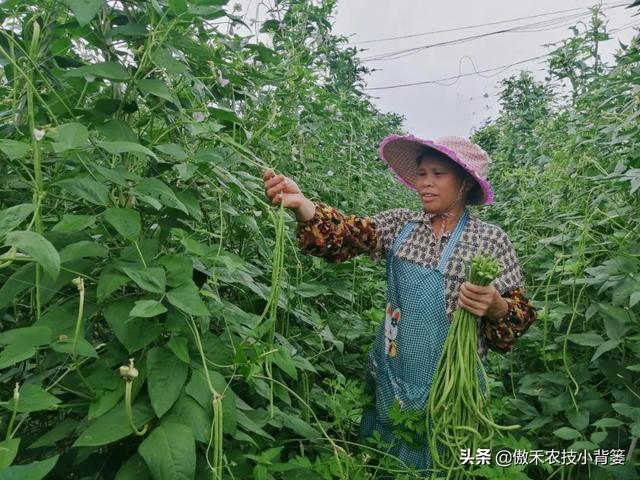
[262,134,537,475]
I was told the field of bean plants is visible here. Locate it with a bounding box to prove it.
[0,0,638,478]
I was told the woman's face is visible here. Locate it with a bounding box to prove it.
[415,155,467,213]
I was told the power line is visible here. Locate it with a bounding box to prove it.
[360,3,627,62]
[360,13,588,62]
[351,1,627,45]
[361,14,586,62]
[610,19,640,32]
[364,55,549,91]
[363,21,640,91]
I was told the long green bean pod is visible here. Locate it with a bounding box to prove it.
[426,254,520,479]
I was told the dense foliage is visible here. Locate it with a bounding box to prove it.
[0,0,638,478]
[473,9,640,479]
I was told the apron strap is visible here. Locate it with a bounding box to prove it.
[390,222,418,256]
[436,209,469,273]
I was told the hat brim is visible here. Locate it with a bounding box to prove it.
[379,134,494,206]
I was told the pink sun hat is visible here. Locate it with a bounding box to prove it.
[379,134,495,206]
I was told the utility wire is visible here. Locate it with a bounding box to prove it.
[360,3,626,62]
[610,19,640,31]
[364,21,640,91]
[361,13,589,62]
[365,55,549,91]
[351,1,627,44]
[362,16,585,62]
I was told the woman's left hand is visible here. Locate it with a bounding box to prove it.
[458,282,509,320]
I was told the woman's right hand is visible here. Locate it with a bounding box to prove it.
[263,168,315,221]
[263,168,305,209]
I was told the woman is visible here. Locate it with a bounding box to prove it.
[262,134,537,475]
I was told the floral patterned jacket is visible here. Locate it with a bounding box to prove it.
[296,201,537,357]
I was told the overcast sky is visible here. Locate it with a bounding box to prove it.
[234,1,640,138]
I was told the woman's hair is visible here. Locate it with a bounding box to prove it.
[415,148,484,205]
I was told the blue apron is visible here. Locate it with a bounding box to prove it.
[359,208,487,477]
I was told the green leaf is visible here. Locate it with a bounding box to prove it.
[33,299,85,339]
[164,394,210,444]
[566,333,604,347]
[208,106,242,124]
[630,291,640,308]
[89,388,123,420]
[98,141,158,159]
[255,465,270,480]
[166,336,190,363]
[0,326,51,346]
[138,423,196,480]
[0,139,31,160]
[0,438,19,469]
[272,346,298,380]
[592,418,624,428]
[130,300,167,318]
[66,0,104,26]
[59,240,108,263]
[279,411,321,441]
[5,384,60,413]
[169,0,188,15]
[0,455,59,480]
[591,339,621,362]
[0,344,36,369]
[189,5,226,19]
[54,177,110,206]
[599,302,635,327]
[236,410,273,440]
[151,48,187,75]
[29,418,78,449]
[52,214,96,232]
[133,178,188,213]
[105,208,141,242]
[155,143,187,160]
[136,79,173,101]
[51,337,99,358]
[115,454,152,480]
[0,264,35,310]
[599,303,632,340]
[5,231,60,280]
[174,163,197,181]
[73,399,155,447]
[184,368,213,408]
[552,426,581,440]
[157,254,193,287]
[166,281,208,315]
[104,300,161,353]
[611,402,640,422]
[591,430,607,444]
[94,165,142,186]
[97,119,137,142]
[120,265,166,293]
[97,268,129,302]
[567,440,599,451]
[110,23,148,38]
[566,409,589,431]
[295,281,330,298]
[184,368,236,435]
[46,122,89,152]
[0,204,35,237]
[67,62,130,81]
[147,347,189,417]
[259,446,284,464]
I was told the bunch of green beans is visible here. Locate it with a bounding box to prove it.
[426,254,519,479]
